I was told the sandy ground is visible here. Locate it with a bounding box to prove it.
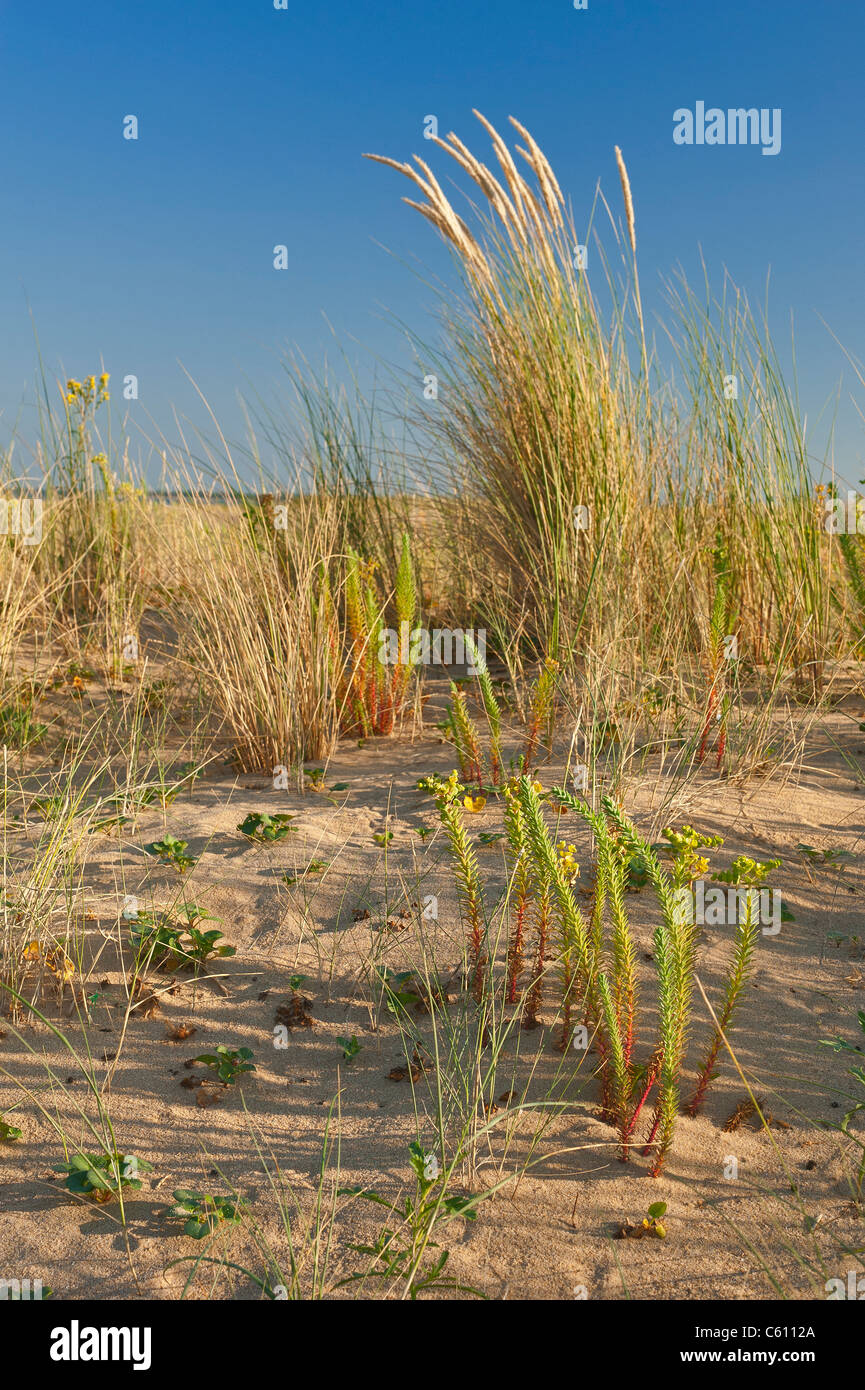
[2,679,865,1301]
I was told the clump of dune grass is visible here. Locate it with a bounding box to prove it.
[21,373,155,675]
[170,464,343,772]
[366,114,648,662]
[365,114,847,780]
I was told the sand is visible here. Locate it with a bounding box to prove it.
[1,677,864,1301]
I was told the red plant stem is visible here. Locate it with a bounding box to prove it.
[623,1067,656,1145]
[715,716,727,768]
[522,718,540,774]
[522,896,548,1028]
[594,1028,615,1123]
[367,659,378,733]
[641,1107,662,1157]
[506,895,527,1005]
[559,957,573,1050]
[697,683,717,765]
[686,1006,733,1115]
[622,996,635,1072]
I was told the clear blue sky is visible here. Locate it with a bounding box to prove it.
[0,0,862,477]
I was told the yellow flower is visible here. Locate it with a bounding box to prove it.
[532,780,544,794]
[463,794,487,813]
[47,950,75,982]
[555,840,580,882]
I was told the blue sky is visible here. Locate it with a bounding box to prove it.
[0,0,862,478]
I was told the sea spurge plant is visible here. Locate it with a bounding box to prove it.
[552,790,700,1173]
[642,916,684,1177]
[597,827,637,1076]
[685,855,781,1116]
[697,531,735,768]
[419,769,464,804]
[436,778,487,1002]
[329,533,418,736]
[437,772,766,1174]
[522,882,552,1031]
[711,855,781,888]
[464,633,503,785]
[417,772,452,798]
[554,793,648,1141]
[503,790,532,1004]
[606,801,708,1173]
[521,658,559,773]
[660,824,724,886]
[446,683,484,786]
[440,651,559,789]
[515,778,591,1044]
[556,841,580,884]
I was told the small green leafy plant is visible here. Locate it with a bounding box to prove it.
[131,907,235,974]
[376,969,425,1021]
[337,1035,362,1062]
[0,1117,22,1142]
[193,1045,256,1084]
[798,843,853,868]
[145,835,197,872]
[170,1189,243,1239]
[184,923,236,967]
[130,913,187,969]
[617,1200,668,1240]
[57,1151,152,1202]
[238,811,297,843]
[338,1143,482,1299]
[0,684,47,750]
